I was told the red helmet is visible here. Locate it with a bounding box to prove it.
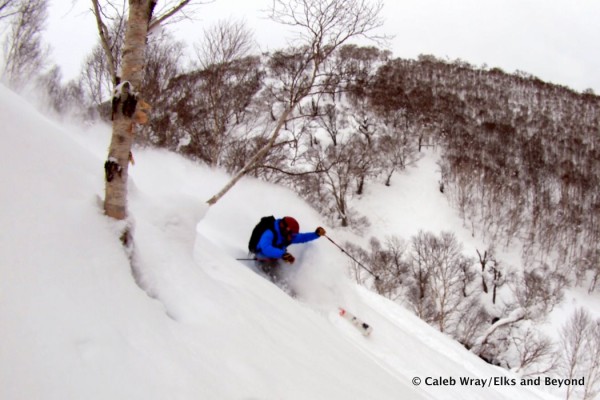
[282,216,300,234]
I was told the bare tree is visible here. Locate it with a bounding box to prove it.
[407,231,476,332]
[136,30,184,144]
[560,308,600,400]
[368,236,409,299]
[189,19,256,165]
[452,298,491,350]
[80,45,106,107]
[583,321,600,400]
[321,143,354,227]
[376,120,419,186]
[581,248,600,294]
[407,233,434,321]
[91,0,202,87]
[315,102,345,146]
[512,328,558,376]
[1,0,48,88]
[489,260,506,305]
[427,232,474,332]
[91,0,203,228]
[90,0,126,87]
[206,0,385,206]
[561,308,589,400]
[476,248,493,293]
[512,265,565,319]
[195,18,253,68]
[342,241,370,285]
[36,65,85,116]
[82,7,129,108]
[157,52,262,163]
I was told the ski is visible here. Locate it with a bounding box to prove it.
[338,307,373,337]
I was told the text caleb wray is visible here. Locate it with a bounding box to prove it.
[424,376,585,388]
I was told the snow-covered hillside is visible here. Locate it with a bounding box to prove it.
[0,84,559,399]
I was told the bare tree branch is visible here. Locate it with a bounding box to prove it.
[91,0,116,83]
[149,0,210,30]
[206,0,387,206]
[0,0,19,20]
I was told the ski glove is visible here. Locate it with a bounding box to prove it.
[315,227,326,236]
[282,252,295,264]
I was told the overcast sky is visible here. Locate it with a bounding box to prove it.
[47,0,600,93]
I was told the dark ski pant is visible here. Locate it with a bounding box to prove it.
[255,258,283,282]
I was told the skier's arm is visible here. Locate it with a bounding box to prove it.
[256,230,286,258]
[291,232,320,244]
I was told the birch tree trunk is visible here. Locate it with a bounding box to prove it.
[103,0,154,220]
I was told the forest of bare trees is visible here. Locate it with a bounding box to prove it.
[1,1,599,397]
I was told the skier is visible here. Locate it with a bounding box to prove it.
[248,216,326,270]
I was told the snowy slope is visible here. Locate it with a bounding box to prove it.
[0,84,558,399]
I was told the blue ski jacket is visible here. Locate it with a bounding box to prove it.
[255,218,319,259]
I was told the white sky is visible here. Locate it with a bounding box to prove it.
[47,0,600,93]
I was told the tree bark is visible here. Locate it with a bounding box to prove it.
[103,0,154,220]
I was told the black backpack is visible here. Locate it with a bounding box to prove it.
[248,216,276,253]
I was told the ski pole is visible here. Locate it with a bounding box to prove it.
[324,235,380,280]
